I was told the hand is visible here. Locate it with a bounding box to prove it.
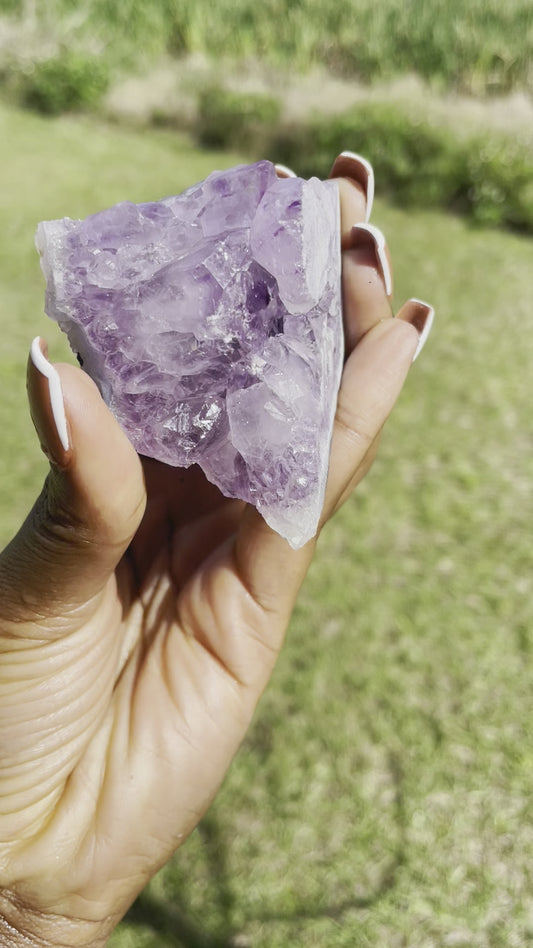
[0,154,433,947]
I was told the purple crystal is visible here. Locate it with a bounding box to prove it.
[36,161,342,548]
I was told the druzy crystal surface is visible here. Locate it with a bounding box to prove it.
[36,160,342,548]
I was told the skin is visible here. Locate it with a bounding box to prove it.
[0,174,425,947]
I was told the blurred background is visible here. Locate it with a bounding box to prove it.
[1,1,533,945]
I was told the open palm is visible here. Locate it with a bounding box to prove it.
[0,171,430,947]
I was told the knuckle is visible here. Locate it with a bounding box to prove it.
[334,402,376,453]
[32,477,91,552]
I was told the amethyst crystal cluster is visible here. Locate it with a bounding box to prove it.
[36,160,342,548]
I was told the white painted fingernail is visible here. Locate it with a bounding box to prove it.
[30,337,70,451]
[275,163,297,179]
[330,151,375,222]
[409,299,435,361]
[350,223,392,297]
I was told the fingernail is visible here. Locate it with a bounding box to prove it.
[275,163,297,179]
[349,223,392,297]
[330,151,374,222]
[28,337,70,460]
[398,299,435,361]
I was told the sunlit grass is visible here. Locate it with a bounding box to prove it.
[1,103,533,946]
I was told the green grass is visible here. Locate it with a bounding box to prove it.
[2,102,533,946]
[2,0,533,94]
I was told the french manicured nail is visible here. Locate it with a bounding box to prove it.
[398,299,435,361]
[275,163,297,179]
[349,223,392,297]
[29,337,70,459]
[330,151,374,222]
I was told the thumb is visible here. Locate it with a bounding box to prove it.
[2,338,146,619]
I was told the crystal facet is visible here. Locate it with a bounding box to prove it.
[36,160,342,548]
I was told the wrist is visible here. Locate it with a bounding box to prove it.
[0,891,111,948]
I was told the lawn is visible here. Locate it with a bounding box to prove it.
[1,102,533,946]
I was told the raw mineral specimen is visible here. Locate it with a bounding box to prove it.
[36,160,342,548]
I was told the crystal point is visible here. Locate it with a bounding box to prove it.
[36,161,342,548]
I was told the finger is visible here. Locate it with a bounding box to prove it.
[397,297,435,361]
[328,298,435,515]
[229,311,431,640]
[2,338,146,620]
[342,223,394,353]
[328,432,381,521]
[324,304,434,518]
[275,163,297,179]
[329,151,375,244]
